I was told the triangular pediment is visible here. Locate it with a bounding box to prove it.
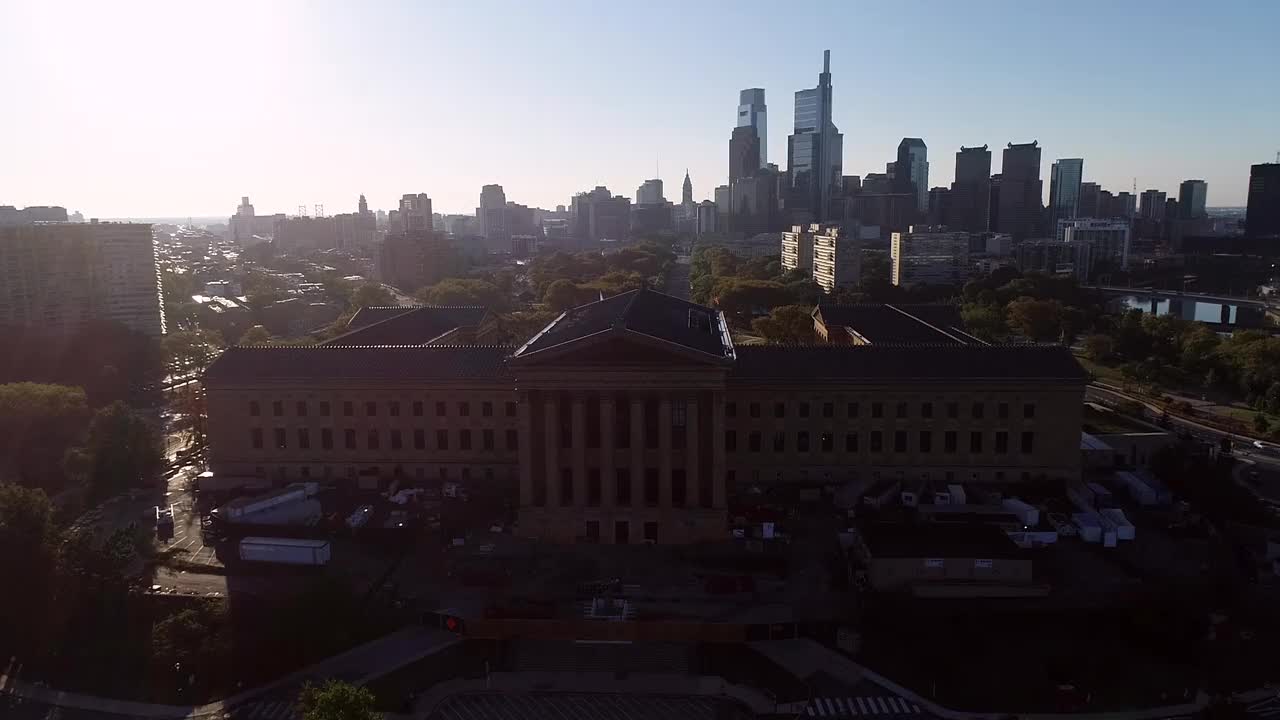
[511,328,729,367]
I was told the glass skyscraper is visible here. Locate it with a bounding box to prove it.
[787,50,842,222]
[1048,158,1084,227]
[736,89,767,168]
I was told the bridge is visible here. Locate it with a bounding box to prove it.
[1082,285,1271,308]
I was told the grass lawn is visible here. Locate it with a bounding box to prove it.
[1073,354,1127,385]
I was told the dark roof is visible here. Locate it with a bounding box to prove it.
[858,522,1021,559]
[515,289,733,361]
[814,304,981,345]
[729,344,1087,382]
[204,345,509,384]
[324,305,488,345]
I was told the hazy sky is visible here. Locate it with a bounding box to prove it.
[2,0,1276,218]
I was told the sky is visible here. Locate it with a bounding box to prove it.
[1,0,1277,218]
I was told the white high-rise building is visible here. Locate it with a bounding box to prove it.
[737,88,767,168]
[890,227,970,288]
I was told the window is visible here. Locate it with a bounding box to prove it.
[460,430,472,450]
[970,431,983,453]
[773,431,785,452]
[774,402,785,418]
[584,520,600,543]
[725,402,737,418]
[894,430,907,452]
[414,429,425,450]
[995,431,1008,454]
[587,469,601,507]
[320,401,331,417]
[506,429,518,451]
[847,402,859,418]
[919,431,932,453]
[871,402,883,419]
[644,399,658,449]
[345,429,356,449]
[616,469,631,506]
[367,430,380,450]
[436,429,448,450]
[295,428,310,449]
[725,430,737,452]
[1023,403,1036,419]
[845,433,858,452]
[274,428,286,449]
[896,402,908,419]
[615,520,629,544]
[479,401,492,418]
[615,400,630,449]
[272,401,283,417]
[671,469,686,507]
[921,402,933,419]
[249,401,260,417]
[412,400,423,417]
[436,401,446,417]
[1021,431,1035,453]
[998,402,1009,420]
[947,402,958,419]
[483,429,494,450]
[671,401,686,451]
[560,469,574,505]
[749,402,760,418]
[644,469,659,506]
[360,401,373,416]
[458,402,470,417]
[822,402,834,418]
[797,431,810,452]
[870,431,883,452]
[390,429,402,450]
[972,402,984,420]
[390,401,400,417]
[343,401,354,417]
[749,432,761,452]
[821,432,833,452]
[251,428,263,448]
[643,521,658,544]
[944,431,957,453]
[533,473,547,507]
[505,401,517,417]
[799,402,810,418]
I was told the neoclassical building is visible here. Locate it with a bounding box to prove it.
[204,290,1087,544]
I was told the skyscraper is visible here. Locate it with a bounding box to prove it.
[948,145,991,233]
[358,194,369,215]
[737,89,767,168]
[1246,163,1280,238]
[1138,189,1166,220]
[787,50,842,223]
[894,138,929,213]
[399,193,433,233]
[636,179,665,205]
[997,142,1043,240]
[479,184,508,242]
[682,170,693,206]
[1048,158,1083,226]
[729,126,761,185]
[1078,182,1101,218]
[1178,179,1208,219]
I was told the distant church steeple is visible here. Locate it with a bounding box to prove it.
[682,169,693,205]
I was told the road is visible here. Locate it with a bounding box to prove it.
[666,252,691,300]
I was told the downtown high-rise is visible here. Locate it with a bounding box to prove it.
[997,141,1043,240]
[1246,163,1280,238]
[1048,158,1083,227]
[947,145,991,233]
[894,138,929,213]
[736,88,767,169]
[786,50,842,223]
[1178,179,1208,219]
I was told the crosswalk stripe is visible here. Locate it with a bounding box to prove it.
[912,703,921,713]
[877,697,890,714]
[807,706,816,717]
[836,698,848,715]
[857,697,869,714]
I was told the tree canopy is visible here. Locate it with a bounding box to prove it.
[0,383,89,489]
[65,401,163,500]
[416,278,506,311]
[752,305,817,344]
[297,679,380,720]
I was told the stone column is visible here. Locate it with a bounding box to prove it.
[518,391,533,507]
[543,397,559,508]
[659,396,673,508]
[712,391,726,509]
[601,394,616,508]
[571,395,586,507]
[630,397,644,511]
[685,396,699,508]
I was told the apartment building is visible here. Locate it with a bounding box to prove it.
[890,228,970,287]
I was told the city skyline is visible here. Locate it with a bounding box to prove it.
[2,0,1276,217]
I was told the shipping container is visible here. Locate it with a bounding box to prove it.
[238,536,331,565]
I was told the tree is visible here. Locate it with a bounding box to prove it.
[712,279,790,320]
[1005,296,1064,341]
[350,282,395,309]
[0,483,60,652]
[162,329,225,376]
[70,402,163,499]
[415,278,506,311]
[239,325,273,346]
[752,305,816,344]
[1254,413,1270,435]
[151,603,231,699]
[961,303,1005,341]
[296,680,379,720]
[0,383,90,489]
[543,279,586,311]
[1083,334,1115,362]
[478,311,559,346]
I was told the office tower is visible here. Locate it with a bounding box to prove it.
[398,193,433,233]
[358,194,369,215]
[787,50,843,222]
[1078,182,1101,218]
[377,231,451,291]
[894,138,929,213]
[890,227,970,287]
[927,187,951,226]
[729,126,761,185]
[1016,239,1095,282]
[0,205,69,225]
[478,185,508,243]
[0,222,165,336]
[948,145,992,233]
[1178,179,1208,219]
[737,88,768,168]
[861,174,892,195]
[1139,189,1166,220]
[997,142,1043,240]
[988,174,1002,232]
[1048,158,1084,227]
[714,185,731,216]
[696,201,719,236]
[1116,192,1136,219]
[1059,219,1131,270]
[682,171,693,206]
[570,186,631,244]
[636,179,665,205]
[227,196,284,243]
[1246,163,1280,237]
[729,168,781,235]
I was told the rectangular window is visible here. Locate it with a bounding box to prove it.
[274,428,286,449]
[749,432,761,452]
[297,428,310,450]
[774,402,786,419]
[505,401,517,417]
[616,469,631,506]
[249,401,260,417]
[414,429,425,450]
[921,402,933,419]
[894,430,907,452]
[615,520,628,544]
[460,429,472,450]
[845,432,858,452]
[947,402,958,419]
[367,429,380,450]
[870,431,883,452]
[482,401,493,417]
[871,402,883,419]
[847,402,859,418]
[998,402,1009,420]
[1023,403,1036,419]
[972,402,984,420]
[995,431,1009,454]
[343,401,353,417]
[643,522,658,544]
[749,402,760,418]
[725,430,737,452]
[615,400,630,449]
[412,400,423,417]
[390,429,403,450]
[560,469,574,505]
[436,401,446,417]
[1021,431,1035,453]
[272,401,283,417]
[644,469,659,506]
[773,431,785,452]
[644,399,658,449]
[458,402,470,417]
[483,429,494,450]
[436,429,448,450]
[970,431,983,453]
[821,432,833,452]
[896,402,908,419]
[390,401,400,417]
[506,429,518,451]
[363,401,375,416]
[345,429,356,450]
[797,431,810,452]
[671,470,686,507]
[725,402,737,418]
[587,469,601,507]
[822,402,834,418]
[919,431,932,453]
[945,431,957,453]
[799,402,810,418]
[251,428,263,448]
[320,401,331,417]
[671,400,686,451]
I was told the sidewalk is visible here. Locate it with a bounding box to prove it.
[0,625,459,718]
